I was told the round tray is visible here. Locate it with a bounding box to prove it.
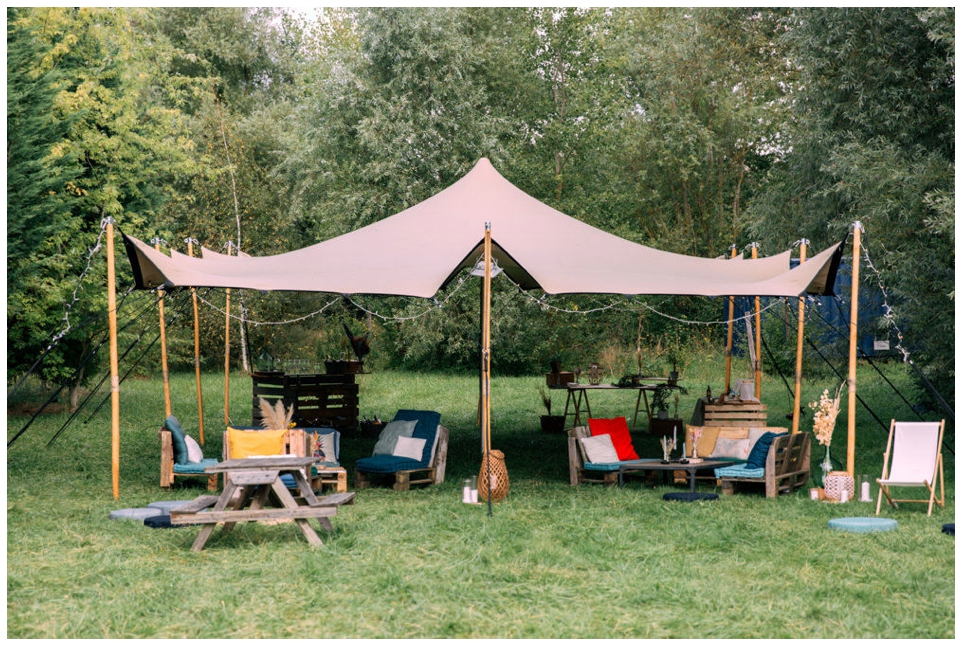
[828,517,898,533]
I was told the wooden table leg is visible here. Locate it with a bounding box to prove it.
[270,479,324,547]
[190,480,239,552]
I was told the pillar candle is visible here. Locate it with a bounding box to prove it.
[861,482,870,501]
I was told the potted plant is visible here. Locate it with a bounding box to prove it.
[652,383,688,419]
[538,387,566,433]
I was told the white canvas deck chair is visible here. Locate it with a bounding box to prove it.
[876,419,946,516]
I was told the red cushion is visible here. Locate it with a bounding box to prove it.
[588,417,638,461]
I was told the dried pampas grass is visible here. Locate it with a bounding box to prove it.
[259,397,294,430]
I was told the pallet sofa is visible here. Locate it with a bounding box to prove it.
[567,425,645,486]
[224,425,347,493]
[685,424,811,498]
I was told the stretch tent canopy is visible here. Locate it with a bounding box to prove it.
[124,158,842,299]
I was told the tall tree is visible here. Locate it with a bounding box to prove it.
[7,7,201,404]
[747,8,955,407]
[611,8,795,257]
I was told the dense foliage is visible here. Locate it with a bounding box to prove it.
[7,7,954,408]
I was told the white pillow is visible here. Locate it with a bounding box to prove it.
[747,427,768,453]
[579,434,619,464]
[184,434,204,463]
[393,436,427,461]
[372,419,417,455]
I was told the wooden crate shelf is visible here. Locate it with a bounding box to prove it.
[252,372,359,433]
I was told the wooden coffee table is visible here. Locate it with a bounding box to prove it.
[618,459,735,492]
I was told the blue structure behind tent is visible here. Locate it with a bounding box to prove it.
[731,257,893,358]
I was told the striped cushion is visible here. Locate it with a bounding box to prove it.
[714,464,766,479]
[583,462,623,472]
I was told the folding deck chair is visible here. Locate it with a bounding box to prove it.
[876,419,946,516]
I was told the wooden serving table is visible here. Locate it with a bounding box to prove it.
[170,456,355,552]
[559,379,675,430]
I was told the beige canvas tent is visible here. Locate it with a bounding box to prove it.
[123,158,842,298]
[112,157,846,501]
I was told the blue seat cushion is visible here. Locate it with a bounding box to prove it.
[583,462,623,472]
[355,454,426,474]
[584,458,659,472]
[173,458,218,474]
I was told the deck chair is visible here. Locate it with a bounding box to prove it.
[876,419,945,516]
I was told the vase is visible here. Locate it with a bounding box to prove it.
[817,445,833,487]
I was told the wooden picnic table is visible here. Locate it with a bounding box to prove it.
[170,456,355,552]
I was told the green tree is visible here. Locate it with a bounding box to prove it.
[7,8,201,405]
[747,8,955,407]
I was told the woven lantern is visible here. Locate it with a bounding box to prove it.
[478,450,509,502]
[824,471,855,502]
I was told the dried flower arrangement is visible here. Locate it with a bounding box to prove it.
[258,397,294,430]
[808,384,844,447]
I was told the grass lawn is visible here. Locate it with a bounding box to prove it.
[6,356,954,638]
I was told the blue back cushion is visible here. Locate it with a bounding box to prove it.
[745,432,787,469]
[393,410,440,464]
[164,415,189,465]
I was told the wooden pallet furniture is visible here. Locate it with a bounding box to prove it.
[354,411,448,491]
[159,426,219,491]
[702,399,767,427]
[224,426,347,493]
[251,372,359,433]
[717,432,811,498]
[567,426,620,486]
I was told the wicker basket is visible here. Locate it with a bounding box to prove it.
[478,450,509,502]
[824,471,855,501]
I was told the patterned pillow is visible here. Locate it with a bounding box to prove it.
[310,432,337,462]
[710,437,751,460]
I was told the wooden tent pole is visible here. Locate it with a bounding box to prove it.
[791,240,808,434]
[723,245,738,395]
[186,239,205,445]
[482,224,492,455]
[847,223,862,476]
[482,223,493,516]
[223,243,232,426]
[105,217,121,500]
[152,239,172,418]
[750,243,762,400]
